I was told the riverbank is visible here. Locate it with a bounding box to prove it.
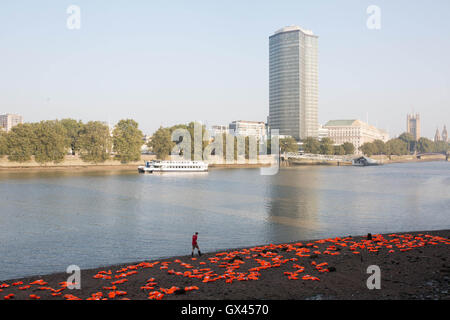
[0,154,446,172]
[0,155,275,172]
[372,154,447,164]
[289,159,352,166]
[289,154,447,166]
[1,230,449,300]
[0,154,156,172]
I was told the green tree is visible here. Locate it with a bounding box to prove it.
[279,137,298,154]
[319,137,334,155]
[33,120,68,164]
[303,137,320,154]
[148,127,175,160]
[60,119,84,155]
[342,142,355,155]
[244,136,260,160]
[169,122,210,160]
[372,140,386,155]
[79,121,112,163]
[417,137,434,154]
[6,123,36,162]
[385,139,408,156]
[360,142,375,156]
[0,131,7,158]
[113,119,144,163]
[333,145,345,155]
[222,133,237,161]
[433,141,449,153]
[185,122,210,160]
[398,132,416,153]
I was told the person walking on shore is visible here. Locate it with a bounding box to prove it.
[192,232,201,257]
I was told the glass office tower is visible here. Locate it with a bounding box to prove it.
[269,26,318,140]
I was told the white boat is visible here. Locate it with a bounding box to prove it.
[138,160,208,173]
[352,156,381,167]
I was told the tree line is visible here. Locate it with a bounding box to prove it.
[360,133,449,157]
[4,118,446,164]
[0,119,144,164]
[302,137,355,155]
[147,124,361,160]
[149,122,267,160]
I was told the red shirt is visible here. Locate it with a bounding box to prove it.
[192,234,198,245]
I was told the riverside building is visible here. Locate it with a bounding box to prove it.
[268,26,319,140]
[0,114,23,132]
[323,119,389,153]
[229,120,267,140]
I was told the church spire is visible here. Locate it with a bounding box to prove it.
[434,128,441,143]
[442,125,448,142]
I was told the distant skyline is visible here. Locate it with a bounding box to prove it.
[0,0,449,139]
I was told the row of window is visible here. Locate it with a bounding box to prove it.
[165,166,204,169]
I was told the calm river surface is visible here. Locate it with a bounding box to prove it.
[0,162,449,280]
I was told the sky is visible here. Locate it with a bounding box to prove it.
[0,0,449,138]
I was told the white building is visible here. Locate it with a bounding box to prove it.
[229,120,267,140]
[318,125,329,141]
[269,26,319,140]
[0,114,23,132]
[323,120,389,153]
[210,125,229,138]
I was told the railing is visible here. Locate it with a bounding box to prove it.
[283,153,354,162]
[416,152,447,156]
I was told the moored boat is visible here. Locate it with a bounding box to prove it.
[138,160,208,173]
[352,156,381,167]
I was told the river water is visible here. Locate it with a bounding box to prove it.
[0,162,449,280]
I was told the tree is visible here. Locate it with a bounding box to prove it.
[279,137,298,154]
[113,119,143,163]
[222,133,237,161]
[33,121,68,164]
[148,127,175,160]
[184,122,210,160]
[169,122,210,160]
[398,132,416,153]
[372,140,386,155]
[303,137,320,154]
[360,142,375,156]
[244,136,260,160]
[434,141,449,153]
[342,142,355,155]
[0,131,7,158]
[60,119,84,155]
[417,137,434,154]
[319,137,334,155]
[385,139,408,156]
[79,121,112,163]
[6,123,36,162]
[334,145,345,155]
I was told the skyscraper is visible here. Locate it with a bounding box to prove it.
[406,113,420,141]
[269,26,318,140]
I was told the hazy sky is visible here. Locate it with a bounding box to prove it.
[1,0,449,138]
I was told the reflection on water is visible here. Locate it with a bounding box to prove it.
[0,162,449,280]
